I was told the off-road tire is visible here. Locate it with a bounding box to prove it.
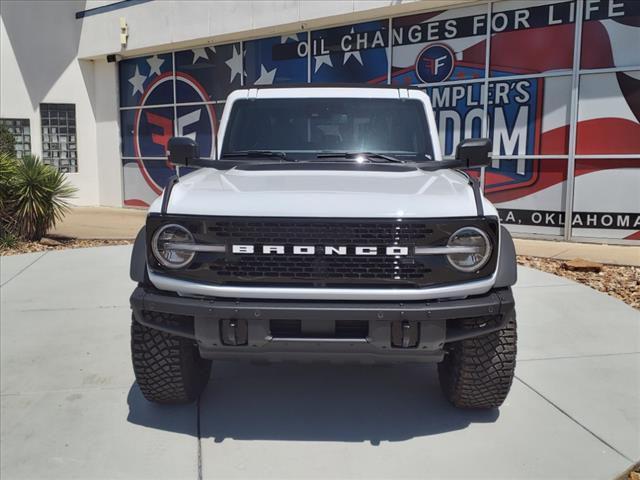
[438,311,517,409]
[131,314,211,404]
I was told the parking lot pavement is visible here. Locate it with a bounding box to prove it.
[1,246,638,479]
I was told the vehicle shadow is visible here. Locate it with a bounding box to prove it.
[127,361,499,443]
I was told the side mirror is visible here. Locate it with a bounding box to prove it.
[167,137,200,167]
[455,138,492,168]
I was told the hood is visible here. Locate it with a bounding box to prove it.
[150,166,497,218]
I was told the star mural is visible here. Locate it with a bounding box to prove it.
[192,47,209,64]
[146,55,164,77]
[314,54,333,73]
[343,28,363,65]
[128,66,146,96]
[225,45,243,83]
[280,33,301,43]
[253,65,278,85]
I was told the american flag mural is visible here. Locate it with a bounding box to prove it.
[118,0,640,241]
[311,20,389,84]
[244,34,308,85]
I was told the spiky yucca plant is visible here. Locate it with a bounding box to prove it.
[0,153,19,236]
[0,153,18,201]
[11,155,77,241]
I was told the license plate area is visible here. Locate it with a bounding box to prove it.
[269,319,369,339]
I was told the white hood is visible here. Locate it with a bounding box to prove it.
[149,166,497,219]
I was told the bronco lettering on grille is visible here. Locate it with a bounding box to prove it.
[231,245,410,256]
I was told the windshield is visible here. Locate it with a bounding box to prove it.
[221,98,434,162]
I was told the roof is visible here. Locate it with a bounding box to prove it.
[225,84,428,100]
[245,83,423,90]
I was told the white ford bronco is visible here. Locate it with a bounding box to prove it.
[129,85,517,409]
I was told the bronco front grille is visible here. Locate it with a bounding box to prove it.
[147,216,499,288]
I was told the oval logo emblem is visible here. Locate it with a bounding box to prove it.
[415,44,455,84]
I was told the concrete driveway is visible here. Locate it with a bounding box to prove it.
[1,246,638,479]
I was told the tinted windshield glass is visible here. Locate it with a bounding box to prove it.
[221,98,433,161]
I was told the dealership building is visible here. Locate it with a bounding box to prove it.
[1,0,638,243]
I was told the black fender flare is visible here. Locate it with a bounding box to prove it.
[494,225,517,288]
[130,227,148,284]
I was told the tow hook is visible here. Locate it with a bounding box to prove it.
[391,320,419,348]
[220,319,248,346]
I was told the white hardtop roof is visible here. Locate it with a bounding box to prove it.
[225,86,427,100]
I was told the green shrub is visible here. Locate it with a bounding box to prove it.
[0,125,16,157]
[0,153,18,206]
[0,231,18,250]
[0,153,18,236]
[4,155,77,241]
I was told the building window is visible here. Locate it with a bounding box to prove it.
[40,103,77,173]
[0,118,31,158]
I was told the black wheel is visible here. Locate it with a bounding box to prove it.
[438,311,517,409]
[131,314,211,404]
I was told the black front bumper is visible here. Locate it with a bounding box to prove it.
[130,286,515,363]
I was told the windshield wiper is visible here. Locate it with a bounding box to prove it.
[316,152,405,163]
[221,150,294,161]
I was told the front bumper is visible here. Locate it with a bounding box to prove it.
[148,269,499,301]
[130,286,514,363]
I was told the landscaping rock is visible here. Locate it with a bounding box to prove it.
[561,258,603,273]
[39,237,63,246]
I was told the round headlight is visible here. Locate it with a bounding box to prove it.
[152,224,195,269]
[446,227,492,272]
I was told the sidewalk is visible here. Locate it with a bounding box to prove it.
[50,207,640,266]
[50,207,146,240]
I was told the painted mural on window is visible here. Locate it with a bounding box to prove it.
[572,69,640,240]
[118,1,640,240]
[392,4,488,85]
[577,70,640,154]
[119,53,174,108]
[311,20,389,83]
[571,158,640,239]
[581,0,640,69]
[489,0,576,77]
[174,43,241,102]
[119,47,233,204]
[426,73,573,236]
[244,34,308,85]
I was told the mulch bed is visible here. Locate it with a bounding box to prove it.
[0,237,133,256]
[518,256,639,310]
[2,240,637,309]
